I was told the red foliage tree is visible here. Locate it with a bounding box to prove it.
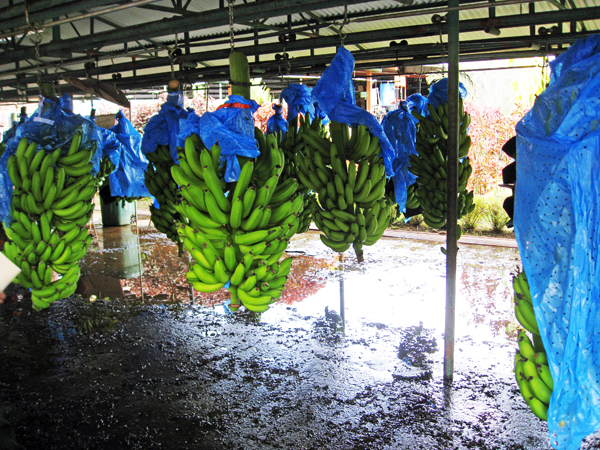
[254,102,288,133]
[465,103,528,195]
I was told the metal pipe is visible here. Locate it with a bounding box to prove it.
[444,0,460,384]
[339,254,346,334]
[135,200,144,303]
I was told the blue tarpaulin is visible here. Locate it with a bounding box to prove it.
[281,84,316,123]
[515,34,600,450]
[0,96,102,224]
[382,105,417,212]
[177,95,260,182]
[108,110,151,199]
[312,46,395,177]
[266,104,288,134]
[141,96,190,163]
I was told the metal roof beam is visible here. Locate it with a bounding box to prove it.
[136,4,186,15]
[2,6,599,89]
[1,0,371,62]
[0,47,562,102]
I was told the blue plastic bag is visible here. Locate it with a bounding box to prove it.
[0,96,102,224]
[515,34,600,450]
[314,102,330,126]
[141,99,190,163]
[406,93,428,122]
[312,46,394,177]
[95,125,122,169]
[424,78,468,117]
[2,123,19,143]
[281,84,316,123]
[178,95,260,182]
[266,104,288,134]
[381,105,417,212]
[108,111,151,199]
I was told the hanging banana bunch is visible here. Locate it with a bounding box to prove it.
[409,99,474,234]
[145,144,185,256]
[171,131,300,313]
[405,183,420,210]
[294,119,390,262]
[96,156,116,186]
[4,131,98,310]
[512,268,553,421]
[277,113,322,234]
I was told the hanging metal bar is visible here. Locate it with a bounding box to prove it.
[443,0,460,384]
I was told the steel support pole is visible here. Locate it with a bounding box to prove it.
[443,0,460,384]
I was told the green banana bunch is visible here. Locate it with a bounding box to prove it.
[5,131,98,310]
[409,99,474,231]
[405,183,420,210]
[277,113,330,235]
[510,267,553,421]
[512,268,540,336]
[171,131,300,313]
[295,120,390,262]
[145,144,186,256]
[514,334,554,421]
[96,155,116,186]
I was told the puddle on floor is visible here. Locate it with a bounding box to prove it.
[0,220,567,450]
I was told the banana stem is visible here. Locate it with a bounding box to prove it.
[229,285,241,311]
[353,244,364,263]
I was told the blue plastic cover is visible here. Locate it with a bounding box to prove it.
[406,93,428,121]
[2,123,19,143]
[178,95,260,182]
[381,105,417,212]
[312,46,395,177]
[423,78,468,119]
[515,34,600,450]
[314,102,330,126]
[281,84,316,123]
[0,96,102,224]
[95,125,122,169]
[108,110,151,199]
[58,92,73,113]
[266,104,288,134]
[4,96,101,161]
[141,100,190,163]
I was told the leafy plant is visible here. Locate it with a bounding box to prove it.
[251,78,272,105]
[459,200,485,231]
[489,206,509,233]
[478,189,511,232]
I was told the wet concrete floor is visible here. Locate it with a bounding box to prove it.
[0,219,594,449]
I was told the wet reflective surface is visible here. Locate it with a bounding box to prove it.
[0,220,574,449]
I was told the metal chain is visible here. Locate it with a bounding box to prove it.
[170,33,178,79]
[228,0,235,53]
[338,4,349,46]
[24,0,43,91]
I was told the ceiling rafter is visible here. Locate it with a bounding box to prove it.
[1,0,377,63]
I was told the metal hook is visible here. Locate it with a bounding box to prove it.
[338,4,349,46]
[228,0,236,53]
[24,0,44,91]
